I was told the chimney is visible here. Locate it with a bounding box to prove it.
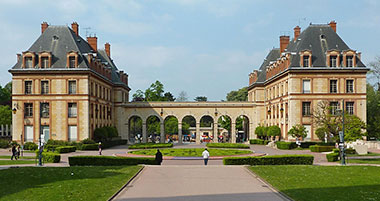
[105,43,111,57]
[87,36,98,52]
[280,35,290,53]
[294,26,301,41]
[71,22,79,36]
[329,21,337,32]
[41,22,48,34]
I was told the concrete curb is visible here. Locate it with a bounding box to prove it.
[108,165,145,201]
[243,166,294,201]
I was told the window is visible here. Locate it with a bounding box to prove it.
[303,55,310,67]
[68,103,77,118]
[40,103,49,118]
[41,81,49,94]
[330,102,339,115]
[91,83,93,96]
[69,56,76,68]
[25,57,33,68]
[346,56,353,67]
[346,80,354,93]
[346,102,354,115]
[302,102,311,116]
[330,80,337,93]
[90,104,93,118]
[303,80,311,93]
[68,80,76,94]
[24,103,33,117]
[41,57,49,68]
[330,56,337,67]
[25,81,32,94]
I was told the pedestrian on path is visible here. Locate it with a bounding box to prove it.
[155,149,163,165]
[202,148,210,165]
[16,145,21,159]
[11,145,17,160]
[98,142,102,155]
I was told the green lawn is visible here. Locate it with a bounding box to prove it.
[0,166,142,201]
[250,165,380,201]
[129,148,252,157]
[347,152,380,157]
[0,155,36,159]
[347,158,380,164]
[0,160,37,165]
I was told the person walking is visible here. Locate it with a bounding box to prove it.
[155,149,163,165]
[16,145,21,159]
[98,142,102,155]
[202,148,210,166]
[11,145,17,160]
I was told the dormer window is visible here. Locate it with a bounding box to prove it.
[346,56,353,67]
[39,52,52,68]
[327,50,340,67]
[303,55,310,67]
[41,57,49,68]
[66,51,78,68]
[300,50,312,67]
[69,56,76,68]
[25,57,33,68]
[330,56,337,67]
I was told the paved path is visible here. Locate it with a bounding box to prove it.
[113,165,289,201]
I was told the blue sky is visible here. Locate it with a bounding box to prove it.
[0,0,379,100]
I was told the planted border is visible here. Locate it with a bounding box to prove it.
[69,156,157,166]
[223,155,314,165]
[128,143,173,149]
[309,145,334,152]
[206,143,250,149]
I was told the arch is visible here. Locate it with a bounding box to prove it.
[217,115,232,143]
[128,115,142,143]
[182,115,196,143]
[235,115,250,143]
[146,115,161,143]
[164,115,179,143]
[200,115,214,143]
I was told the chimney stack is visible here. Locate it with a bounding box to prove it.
[41,22,48,34]
[329,21,337,32]
[280,35,290,53]
[71,22,79,36]
[105,43,111,57]
[294,26,301,41]
[87,36,98,52]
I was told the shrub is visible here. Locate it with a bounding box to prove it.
[55,146,76,153]
[263,140,270,145]
[129,143,173,149]
[0,139,9,148]
[69,156,157,166]
[45,145,60,152]
[23,142,38,150]
[299,141,335,148]
[276,141,297,150]
[46,140,70,146]
[10,141,19,146]
[309,145,334,152]
[102,140,128,148]
[80,144,99,150]
[81,138,96,144]
[333,148,340,153]
[35,152,61,163]
[223,155,314,165]
[267,125,281,137]
[206,143,250,149]
[326,152,339,162]
[250,139,264,144]
[346,148,356,154]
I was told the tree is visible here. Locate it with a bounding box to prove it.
[0,105,12,125]
[288,124,307,139]
[218,115,231,131]
[163,92,176,101]
[194,96,207,102]
[145,80,165,101]
[344,115,366,142]
[0,82,11,106]
[369,56,380,91]
[177,91,188,102]
[367,83,380,139]
[164,116,178,135]
[255,125,266,139]
[267,125,281,137]
[132,89,145,101]
[226,87,248,101]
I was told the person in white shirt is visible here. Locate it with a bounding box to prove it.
[202,148,210,165]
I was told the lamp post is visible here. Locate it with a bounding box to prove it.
[337,99,346,166]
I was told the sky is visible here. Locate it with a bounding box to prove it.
[0,0,379,100]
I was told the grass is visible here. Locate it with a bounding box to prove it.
[0,160,37,165]
[250,165,380,201]
[0,166,142,201]
[347,152,380,157]
[0,155,36,159]
[129,148,252,157]
[347,158,380,164]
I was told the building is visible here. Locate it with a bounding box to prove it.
[248,21,368,140]
[9,22,130,143]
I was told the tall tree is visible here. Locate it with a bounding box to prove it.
[163,92,176,101]
[177,91,188,102]
[132,89,145,102]
[0,82,11,106]
[226,87,248,101]
[366,83,380,139]
[369,56,380,91]
[194,96,207,102]
[164,116,178,135]
[145,80,165,101]
[0,105,12,125]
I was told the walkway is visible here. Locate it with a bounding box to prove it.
[112,165,289,201]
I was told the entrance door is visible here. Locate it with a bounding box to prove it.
[24,126,34,142]
[41,126,50,143]
[68,126,77,141]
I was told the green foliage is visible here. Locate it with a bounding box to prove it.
[101,140,128,148]
[255,125,268,138]
[315,126,330,141]
[275,141,297,150]
[132,89,145,101]
[346,148,356,154]
[129,148,252,157]
[42,152,61,163]
[0,105,12,125]
[128,143,173,149]
[309,145,334,152]
[200,115,213,127]
[287,124,307,139]
[46,140,70,146]
[194,96,207,102]
[94,126,119,141]
[23,142,38,150]
[163,92,176,101]
[80,144,99,150]
[165,116,178,135]
[223,155,314,165]
[206,143,250,149]
[344,115,366,142]
[55,146,76,153]
[226,87,248,101]
[267,125,281,136]
[145,80,165,101]
[81,138,96,144]
[298,141,335,148]
[367,83,380,140]
[129,116,142,136]
[0,139,10,148]
[250,139,266,144]
[218,115,231,131]
[326,152,340,162]
[146,116,160,135]
[69,156,157,166]
[0,82,11,106]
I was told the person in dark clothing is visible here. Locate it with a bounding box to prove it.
[98,142,102,155]
[155,149,163,165]
[11,145,17,160]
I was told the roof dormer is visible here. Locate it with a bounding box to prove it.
[342,50,357,67]
[22,51,36,68]
[39,51,52,68]
[326,50,340,67]
[300,50,312,67]
[66,51,78,68]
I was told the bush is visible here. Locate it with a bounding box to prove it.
[267,125,281,137]
[309,145,334,152]
[102,140,128,149]
[346,148,356,154]
[333,148,340,153]
[0,139,10,148]
[299,141,335,148]
[129,143,173,149]
[250,139,264,144]
[23,142,38,150]
[263,140,270,145]
[80,144,99,150]
[81,138,96,144]
[55,146,76,153]
[45,145,60,152]
[223,155,314,165]
[69,156,157,166]
[46,140,70,146]
[206,143,250,149]
[326,152,339,162]
[276,141,297,150]
[35,151,61,163]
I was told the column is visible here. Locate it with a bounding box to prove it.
[178,122,183,144]
[231,122,236,143]
[249,123,255,140]
[125,123,130,143]
[196,122,201,144]
[213,122,218,143]
[142,121,147,143]
[160,122,165,143]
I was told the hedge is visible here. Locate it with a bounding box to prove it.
[35,152,61,163]
[23,142,38,150]
[309,145,334,152]
[0,139,9,148]
[55,146,76,153]
[299,141,335,148]
[223,155,314,165]
[80,143,99,150]
[128,143,173,149]
[250,139,270,145]
[206,143,250,149]
[276,141,297,150]
[326,152,339,162]
[68,156,157,166]
[102,140,128,149]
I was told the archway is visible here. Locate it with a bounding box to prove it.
[129,116,142,143]
[164,116,178,143]
[235,115,249,143]
[200,115,214,143]
[217,115,232,143]
[182,115,196,143]
[146,115,161,143]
